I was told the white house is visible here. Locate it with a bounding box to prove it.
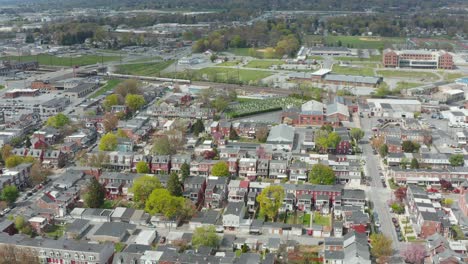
[222,202,246,230]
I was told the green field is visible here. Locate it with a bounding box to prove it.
[441,72,465,81]
[376,70,439,81]
[334,55,382,62]
[0,54,119,67]
[90,79,122,98]
[115,60,174,76]
[127,56,163,63]
[245,59,284,69]
[332,65,375,76]
[45,225,66,239]
[325,36,405,49]
[227,48,252,56]
[218,60,241,66]
[395,81,422,90]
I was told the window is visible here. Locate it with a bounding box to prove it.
[81,254,85,260]
[88,255,95,261]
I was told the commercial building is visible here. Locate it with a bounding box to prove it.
[382,49,454,69]
[4,89,40,98]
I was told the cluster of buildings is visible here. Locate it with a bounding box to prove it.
[382,49,454,69]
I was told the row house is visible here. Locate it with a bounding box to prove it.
[420,153,451,169]
[386,136,403,153]
[183,176,207,205]
[239,158,257,178]
[296,194,313,212]
[150,155,171,174]
[171,154,191,174]
[228,180,249,203]
[389,167,468,186]
[37,187,80,217]
[106,152,134,170]
[42,150,67,168]
[204,177,228,209]
[32,127,61,145]
[64,128,97,147]
[227,158,238,176]
[269,160,288,179]
[31,137,49,150]
[147,105,215,119]
[256,159,270,179]
[289,160,309,182]
[99,172,141,199]
[190,159,218,177]
[335,128,352,155]
[0,163,33,189]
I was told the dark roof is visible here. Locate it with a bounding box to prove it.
[67,219,90,233]
[224,202,244,216]
[93,222,135,238]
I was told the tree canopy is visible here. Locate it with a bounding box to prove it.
[1,185,18,205]
[5,155,34,168]
[125,94,146,112]
[211,161,230,177]
[46,113,70,128]
[98,133,118,151]
[135,161,150,173]
[84,177,105,208]
[192,119,205,136]
[167,172,182,196]
[449,154,464,167]
[192,225,220,249]
[180,162,190,182]
[308,164,336,185]
[350,128,364,142]
[152,135,175,155]
[103,94,120,110]
[130,175,163,206]
[370,233,393,260]
[145,188,185,219]
[256,185,284,221]
[401,244,427,264]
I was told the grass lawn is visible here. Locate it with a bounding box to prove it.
[245,59,284,69]
[0,54,119,67]
[0,85,4,90]
[308,55,324,60]
[395,81,421,90]
[300,213,311,226]
[376,70,439,81]
[90,79,122,98]
[332,65,375,76]
[115,242,126,252]
[313,214,331,227]
[325,36,405,49]
[441,72,465,81]
[227,48,251,56]
[127,56,163,63]
[218,60,241,66]
[115,60,174,76]
[44,224,66,239]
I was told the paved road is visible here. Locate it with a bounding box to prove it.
[360,116,403,257]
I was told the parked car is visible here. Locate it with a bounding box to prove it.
[392,218,398,223]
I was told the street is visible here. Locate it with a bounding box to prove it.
[360,116,404,259]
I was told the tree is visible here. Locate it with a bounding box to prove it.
[350,128,364,142]
[442,198,454,207]
[192,225,220,249]
[1,185,18,205]
[192,119,205,136]
[255,126,269,143]
[102,113,119,133]
[402,141,417,153]
[135,161,150,174]
[203,150,217,160]
[46,113,70,128]
[131,175,162,205]
[440,179,453,191]
[391,202,405,214]
[401,244,427,264]
[180,162,190,182]
[25,33,35,43]
[30,161,51,185]
[0,144,13,161]
[449,154,464,167]
[328,132,341,149]
[229,126,239,140]
[5,155,24,168]
[98,133,118,151]
[379,144,388,157]
[103,94,120,110]
[116,129,128,138]
[152,136,174,155]
[115,79,141,98]
[211,161,230,177]
[14,216,32,235]
[394,187,407,202]
[212,96,229,112]
[125,94,146,112]
[84,178,105,208]
[309,164,336,185]
[410,158,419,169]
[257,185,284,221]
[371,136,385,149]
[167,172,182,196]
[145,188,184,219]
[370,233,393,260]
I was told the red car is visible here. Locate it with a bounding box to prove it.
[453,189,461,194]
[427,188,439,193]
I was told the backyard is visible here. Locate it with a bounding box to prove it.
[313,213,331,227]
[0,54,119,67]
[44,224,66,239]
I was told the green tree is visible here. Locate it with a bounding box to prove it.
[257,185,284,221]
[98,133,118,151]
[350,128,365,142]
[212,96,229,112]
[192,119,205,136]
[115,79,141,98]
[370,234,393,260]
[125,94,146,112]
[131,175,162,205]
[180,162,190,182]
[391,202,405,214]
[1,185,18,205]
[229,126,239,140]
[84,178,105,208]
[379,144,388,157]
[309,164,336,185]
[5,155,24,168]
[145,188,184,219]
[46,113,70,128]
[410,158,420,169]
[135,161,150,174]
[167,172,182,196]
[30,161,51,185]
[192,225,220,249]
[0,144,13,161]
[402,141,416,153]
[103,94,120,110]
[328,132,341,149]
[25,34,35,43]
[449,154,464,167]
[152,136,174,155]
[211,161,230,177]
[116,128,128,138]
[14,216,32,235]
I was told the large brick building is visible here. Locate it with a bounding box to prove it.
[382,49,454,69]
